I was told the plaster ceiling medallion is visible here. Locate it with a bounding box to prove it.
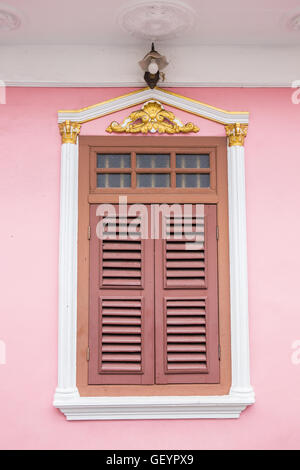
[118,0,195,41]
[0,8,21,32]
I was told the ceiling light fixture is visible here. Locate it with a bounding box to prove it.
[139,43,168,89]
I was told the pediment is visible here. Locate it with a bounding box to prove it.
[58,87,249,126]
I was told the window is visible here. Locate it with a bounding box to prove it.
[55,89,254,420]
[77,136,231,397]
[90,149,216,193]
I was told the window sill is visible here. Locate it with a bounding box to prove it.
[54,389,255,420]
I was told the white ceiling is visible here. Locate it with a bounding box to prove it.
[2,0,300,87]
[2,0,300,46]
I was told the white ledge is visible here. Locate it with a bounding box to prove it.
[54,391,255,421]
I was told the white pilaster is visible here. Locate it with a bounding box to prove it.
[227,143,255,401]
[54,141,80,404]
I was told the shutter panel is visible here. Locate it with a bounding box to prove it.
[165,214,206,289]
[88,204,154,385]
[100,297,143,372]
[155,204,219,384]
[166,298,208,372]
[101,215,143,287]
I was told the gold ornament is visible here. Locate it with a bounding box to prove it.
[225,123,248,147]
[59,120,81,144]
[106,101,199,135]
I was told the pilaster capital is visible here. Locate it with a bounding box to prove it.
[59,120,81,144]
[225,123,248,147]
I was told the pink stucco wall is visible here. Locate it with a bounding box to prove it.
[0,87,300,450]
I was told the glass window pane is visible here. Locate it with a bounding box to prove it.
[97,154,131,169]
[176,174,210,188]
[176,154,210,169]
[97,173,131,188]
[137,173,170,188]
[136,154,170,168]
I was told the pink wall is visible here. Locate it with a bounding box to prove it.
[0,87,300,450]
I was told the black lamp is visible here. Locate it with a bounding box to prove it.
[139,43,168,89]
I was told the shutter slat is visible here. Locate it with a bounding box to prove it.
[103,252,141,260]
[166,308,206,315]
[166,252,204,260]
[167,326,206,334]
[167,335,206,343]
[167,278,206,287]
[102,269,141,278]
[167,316,206,325]
[102,363,141,371]
[102,326,141,334]
[102,353,141,362]
[167,217,204,222]
[102,344,141,352]
[102,316,141,325]
[102,335,141,344]
[167,344,206,352]
[166,270,205,278]
[166,261,205,268]
[102,309,141,316]
[103,242,141,250]
[167,300,206,307]
[102,278,141,286]
[166,235,205,242]
[102,300,141,308]
[167,363,207,371]
[166,242,204,250]
[103,261,141,268]
[167,353,207,362]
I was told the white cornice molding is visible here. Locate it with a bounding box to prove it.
[1,44,300,88]
[58,88,249,125]
[3,81,294,88]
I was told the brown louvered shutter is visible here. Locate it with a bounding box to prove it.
[88,204,154,385]
[155,204,219,384]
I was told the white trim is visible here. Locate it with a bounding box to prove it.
[54,142,80,405]
[57,88,249,125]
[227,144,253,398]
[53,89,255,420]
[1,44,300,89]
[4,81,293,88]
[55,394,254,421]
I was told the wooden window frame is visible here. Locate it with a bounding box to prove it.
[77,136,230,397]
